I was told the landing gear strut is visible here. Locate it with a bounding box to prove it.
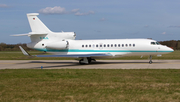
[79,57,96,65]
[149,55,153,64]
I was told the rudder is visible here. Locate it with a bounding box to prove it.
[27,13,52,33]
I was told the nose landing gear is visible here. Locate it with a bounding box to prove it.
[149,55,153,64]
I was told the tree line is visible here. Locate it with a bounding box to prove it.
[0,43,34,51]
[159,40,180,50]
[0,40,180,51]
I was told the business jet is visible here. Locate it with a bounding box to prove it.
[12,13,174,64]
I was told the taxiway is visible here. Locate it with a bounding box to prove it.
[0,60,180,69]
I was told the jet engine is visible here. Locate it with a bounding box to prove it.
[53,32,76,40]
[46,41,69,49]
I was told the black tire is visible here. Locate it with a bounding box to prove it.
[87,57,91,64]
[79,60,84,65]
[149,60,152,64]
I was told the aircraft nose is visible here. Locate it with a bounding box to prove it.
[167,47,174,52]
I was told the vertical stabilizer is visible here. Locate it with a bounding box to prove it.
[27,13,52,33]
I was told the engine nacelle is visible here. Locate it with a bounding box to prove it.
[53,32,76,40]
[46,41,68,49]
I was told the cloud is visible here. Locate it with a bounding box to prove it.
[0,4,8,8]
[71,9,94,16]
[162,32,166,34]
[71,9,80,13]
[75,11,94,16]
[100,18,106,21]
[38,6,67,14]
[169,25,180,28]
[144,25,149,28]
[39,6,94,16]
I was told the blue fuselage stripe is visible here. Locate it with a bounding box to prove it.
[34,48,173,53]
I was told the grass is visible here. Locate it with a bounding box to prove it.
[0,50,179,60]
[0,69,180,101]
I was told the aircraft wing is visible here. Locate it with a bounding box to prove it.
[19,46,112,58]
[36,53,112,58]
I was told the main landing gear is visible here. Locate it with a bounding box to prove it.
[149,55,153,64]
[79,57,96,65]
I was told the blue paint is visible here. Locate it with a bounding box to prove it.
[40,37,48,40]
[34,48,173,53]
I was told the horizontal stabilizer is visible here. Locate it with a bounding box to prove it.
[11,32,48,36]
[36,53,112,58]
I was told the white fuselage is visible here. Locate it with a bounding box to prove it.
[13,13,173,60]
[27,38,174,58]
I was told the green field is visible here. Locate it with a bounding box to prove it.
[0,69,180,101]
[0,50,179,60]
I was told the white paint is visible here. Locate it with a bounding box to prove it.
[12,13,174,64]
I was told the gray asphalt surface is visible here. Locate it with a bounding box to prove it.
[0,60,180,69]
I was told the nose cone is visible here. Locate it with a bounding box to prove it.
[164,46,174,53]
[159,46,174,54]
[168,47,174,52]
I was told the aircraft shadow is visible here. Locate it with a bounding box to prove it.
[24,60,164,69]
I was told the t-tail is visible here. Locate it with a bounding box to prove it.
[11,13,76,50]
[11,13,51,42]
[27,13,52,33]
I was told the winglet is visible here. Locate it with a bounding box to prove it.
[19,46,31,56]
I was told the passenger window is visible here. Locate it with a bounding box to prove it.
[100,45,102,47]
[96,44,98,47]
[107,44,109,47]
[42,44,44,46]
[129,44,131,47]
[122,44,124,47]
[126,44,128,47]
[82,45,84,47]
[118,44,120,47]
[86,45,88,47]
[111,44,113,47]
[115,44,117,47]
[133,44,135,47]
[93,44,95,47]
[89,45,91,47]
[104,44,106,47]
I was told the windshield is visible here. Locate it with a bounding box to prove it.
[156,42,160,45]
[151,42,161,45]
[151,42,156,45]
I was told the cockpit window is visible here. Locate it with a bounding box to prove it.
[151,42,160,45]
[151,42,156,45]
[156,42,160,45]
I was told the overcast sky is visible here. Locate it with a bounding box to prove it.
[0,0,180,44]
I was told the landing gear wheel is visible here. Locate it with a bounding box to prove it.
[88,59,91,63]
[87,57,91,64]
[149,60,153,64]
[79,59,84,65]
[79,60,84,65]
[92,59,96,62]
[149,55,153,64]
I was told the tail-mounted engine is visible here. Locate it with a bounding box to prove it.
[46,41,69,49]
